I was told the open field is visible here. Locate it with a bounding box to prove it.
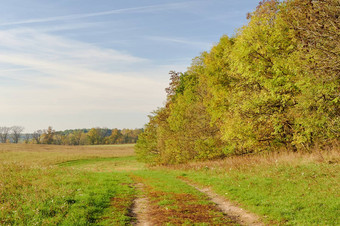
[0,144,135,166]
[0,144,237,225]
[1,144,339,225]
[0,144,137,225]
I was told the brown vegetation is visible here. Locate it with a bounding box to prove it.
[0,143,135,166]
[164,145,340,172]
[130,175,235,225]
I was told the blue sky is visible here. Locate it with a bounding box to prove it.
[0,0,259,132]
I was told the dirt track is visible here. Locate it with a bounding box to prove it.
[183,180,264,226]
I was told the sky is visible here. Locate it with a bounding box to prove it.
[0,0,259,132]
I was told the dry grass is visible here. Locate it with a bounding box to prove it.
[0,144,135,167]
[165,145,340,172]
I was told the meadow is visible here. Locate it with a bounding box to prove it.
[0,144,339,225]
[0,144,235,225]
[171,148,340,225]
[0,144,137,225]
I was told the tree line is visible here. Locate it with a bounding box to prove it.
[0,126,143,145]
[0,126,25,143]
[136,0,339,164]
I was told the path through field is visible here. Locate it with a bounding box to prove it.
[63,154,261,225]
[0,144,263,225]
[182,179,264,226]
[131,183,149,226]
[2,144,339,225]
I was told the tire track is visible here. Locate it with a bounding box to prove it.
[182,179,264,226]
[131,183,150,226]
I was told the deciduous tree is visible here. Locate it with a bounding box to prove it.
[11,126,24,143]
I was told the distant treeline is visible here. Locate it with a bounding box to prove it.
[0,126,143,145]
[0,126,25,144]
[136,0,339,164]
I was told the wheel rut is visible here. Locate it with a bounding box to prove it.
[129,174,263,225]
[182,179,264,226]
[131,183,150,226]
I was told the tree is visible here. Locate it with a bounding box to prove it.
[54,133,65,145]
[11,126,24,143]
[281,0,340,147]
[87,128,102,145]
[136,0,339,164]
[32,130,43,144]
[24,134,31,144]
[135,110,165,164]
[0,127,12,143]
[67,130,83,145]
[41,126,55,144]
[106,129,122,144]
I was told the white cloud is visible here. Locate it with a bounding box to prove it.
[0,28,170,131]
[0,29,145,64]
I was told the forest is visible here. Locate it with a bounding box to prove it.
[136,0,340,164]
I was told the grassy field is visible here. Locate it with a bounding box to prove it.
[166,149,340,225]
[1,144,339,225]
[0,144,137,225]
[0,144,236,225]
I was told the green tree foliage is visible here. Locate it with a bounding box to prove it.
[135,112,162,164]
[223,0,300,152]
[281,0,340,147]
[87,128,103,145]
[41,126,55,144]
[33,127,142,145]
[136,0,339,165]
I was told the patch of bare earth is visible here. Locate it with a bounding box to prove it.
[182,178,264,226]
[130,175,235,225]
[131,183,150,226]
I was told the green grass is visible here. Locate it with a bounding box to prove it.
[0,164,136,225]
[175,159,340,225]
[0,144,138,225]
[63,172,136,225]
[57,157,119,166]
[59,156,144,172]
[57,156,138,167]
[130,170,235,225]
[2,144,339,225]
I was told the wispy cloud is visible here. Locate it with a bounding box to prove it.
[0,28,146,65]
[0,67,34,73]
[0,0,211,131]
[0,2,191,26]
[0,28,170,125]
[146,36,212,49]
